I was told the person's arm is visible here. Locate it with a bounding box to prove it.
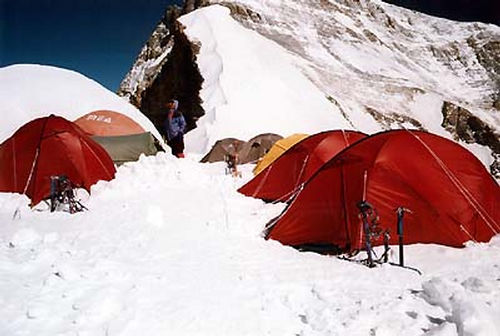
[179,114,187,134]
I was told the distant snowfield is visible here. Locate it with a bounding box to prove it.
[0,64,162,143]
[1,154,499,335]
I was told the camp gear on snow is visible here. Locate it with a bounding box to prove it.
[49,175,87,213]
[239,130,367,202]
[253,133,309,175]
[265,130,500,253]
[0,115,116,206]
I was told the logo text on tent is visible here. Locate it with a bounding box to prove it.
[86,114,112,123]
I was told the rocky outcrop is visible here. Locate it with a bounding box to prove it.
[139,22,204,132]
[119,0,499,172]
[118,3,206,134]
[441,101,500,176]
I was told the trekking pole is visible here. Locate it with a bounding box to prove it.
[50,176,59,212]
[396,207,412,267]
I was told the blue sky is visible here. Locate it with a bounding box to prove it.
[1,0,182,91]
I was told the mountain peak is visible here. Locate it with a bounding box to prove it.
[118,0,499,175]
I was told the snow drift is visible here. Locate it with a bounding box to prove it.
[0,64,162,144]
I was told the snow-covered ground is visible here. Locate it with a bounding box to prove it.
[1,154,499,336]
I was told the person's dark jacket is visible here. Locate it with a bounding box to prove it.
[165,111,186,141]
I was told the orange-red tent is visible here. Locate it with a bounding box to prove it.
[239,130,366,202]
[266,130,499,252]
[0,115,116,205]
[74,110,145,136]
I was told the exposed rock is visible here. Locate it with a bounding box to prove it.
[365,107,424,130]
[466,36,500,86]
[139,22,204,133]
[441,101,500,176]
[494,94,500,110]
[119,0,499,175]
[118,3,207,134]
[217,1,262,22]
[117,6,182,106]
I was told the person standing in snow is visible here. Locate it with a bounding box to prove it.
[164,99,186,158]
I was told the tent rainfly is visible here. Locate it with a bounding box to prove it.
[237,133,283,164]
[200,138,245,163]
[265,130,500,253]
[0,115,116,205]
[75,110,159,164]
[253,133,309,176]
[239,130,366,202]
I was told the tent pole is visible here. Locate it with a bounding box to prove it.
[340,166,351,246]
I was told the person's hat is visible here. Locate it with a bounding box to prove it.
[167,99,179,110]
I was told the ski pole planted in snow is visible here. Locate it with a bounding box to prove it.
[396,207,412,267]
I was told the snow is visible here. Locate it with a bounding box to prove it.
[0,64,163,144]
[1,154,499,335]
[174,3,497,169]
[1,3,499,335]
[180,5,352,154]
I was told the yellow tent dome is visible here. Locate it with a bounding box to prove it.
[253,133,309,175]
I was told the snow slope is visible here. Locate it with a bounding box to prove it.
[1,155,499,335]
[175,4,497,168]
[179,5,353,153]
[0,64,163,143]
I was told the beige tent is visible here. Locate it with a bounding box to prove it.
[200,133,283,164]
[200,138,245,163]
[238,133,283,164]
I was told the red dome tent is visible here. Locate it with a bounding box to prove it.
[0,115,116,206]
[238,130,366,202]
[266,130,499,252]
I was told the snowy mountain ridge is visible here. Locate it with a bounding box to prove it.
[119,0,500,175]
